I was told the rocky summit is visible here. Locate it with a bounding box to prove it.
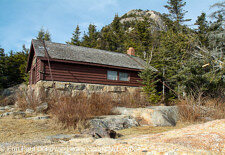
[120,9,166,31]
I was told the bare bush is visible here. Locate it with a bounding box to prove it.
[0,97,15,106]
[14,87,149,128]
[49,92,117,129]
[16,87,46,110]
[178,94,225,123]
[118,90,148,108]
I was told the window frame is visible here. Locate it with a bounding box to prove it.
[107,70,118,81]
[119,72,130,81]
[107,70,130,82]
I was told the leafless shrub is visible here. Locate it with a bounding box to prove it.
[49,92,117,129]
[16,87,46,110]
[14,87,149,128]
[118,89,148,108]
[0,96,15,106]
[178,93,225,123]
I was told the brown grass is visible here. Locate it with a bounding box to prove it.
[178,95,225,123]
[118,90,148,108]
[0,117,76,143]
[16,87,47,111]
[117,121,193,139]
[14,88,148,129]
[49,92,117,129]
[0,96,15,106]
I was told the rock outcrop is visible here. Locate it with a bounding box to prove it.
[113,106,178,126]
[120,9,166,31]
[89,115,139,130]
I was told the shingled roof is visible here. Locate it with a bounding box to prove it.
[31,39,157,71]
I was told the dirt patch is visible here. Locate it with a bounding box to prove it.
[0,117,77,143]
[117,121,192,139]
[1,117,224,154]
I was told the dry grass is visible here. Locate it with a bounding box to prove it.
[0,117,76,143]
[117,121,193,139]
[15,88,148,129]
[49,92,118,129]
[118,90,148,108]
[0,96,15,106]
[178,95,225,123]
[16,88,41,111]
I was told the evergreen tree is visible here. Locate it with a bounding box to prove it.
[81,24,99,48]
[127,19,153,58]
[0,45,29,89]
[164,0,191,30]
[139,68,161,104]
[44,30,51,41]
[0,47,7,89]
[36,28,51,41]
[195,13,209,46]
[67,25,81,46]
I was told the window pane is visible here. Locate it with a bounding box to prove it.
[107,71,117,80]
[119,72,129,81]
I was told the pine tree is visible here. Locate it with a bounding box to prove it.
[195,13,209,46]
[164,0,191,30]
[68,25,81,46]
[139,68,161,104]
[44,30,51,41]
[0,47,6,89]
[81,24,99,48]
[36,28,51,41]
[36,28,45,40]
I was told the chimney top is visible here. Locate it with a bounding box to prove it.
[127,47,135,56]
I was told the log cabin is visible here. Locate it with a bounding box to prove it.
[26,39,157,88]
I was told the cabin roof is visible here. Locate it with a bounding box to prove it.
[31,39,157,71]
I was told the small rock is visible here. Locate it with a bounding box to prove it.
[89,115,139,130]
[26,109,34,114]
[12,111,26,118]
[36,102,48,113]
[26,115,50,120]
[4,105,11,110]
[0,107,5,110]
[9,108,16,112]
[93,138,117,146]
[0,112,13,117]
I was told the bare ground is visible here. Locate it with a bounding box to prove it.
[0,117,225,154]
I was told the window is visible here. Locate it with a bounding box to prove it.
[107,71,117,80]
[119,72,129,81]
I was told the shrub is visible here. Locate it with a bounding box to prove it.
[14,88,149,129]
[118,89,148,108]
[16,87,46,110]
[49,92,117,129]
[0,96,15,106]
[178,94,225,123]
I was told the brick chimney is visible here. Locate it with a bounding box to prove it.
[127,47,135,56]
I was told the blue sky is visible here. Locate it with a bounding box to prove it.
[0,0,219,52]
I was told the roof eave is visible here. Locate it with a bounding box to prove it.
[37,56,143,72]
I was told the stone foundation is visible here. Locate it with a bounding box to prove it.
[29,81,142,99]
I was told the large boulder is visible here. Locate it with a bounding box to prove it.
[89,115,139,130]
[147,106,178,126]
[1,83,27,98]
[113,106,178,127]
